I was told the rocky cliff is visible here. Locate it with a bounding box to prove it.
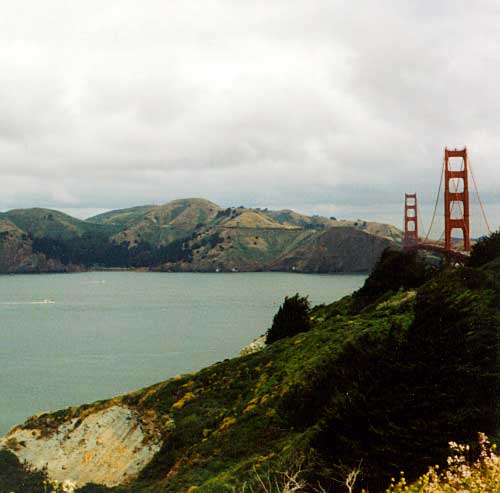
[1,405,162,488]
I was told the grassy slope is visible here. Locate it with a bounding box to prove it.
[3,254,497,493]
[0,217,32,272]
[3,201,402,248]
[265,210,403,242]
[107,199,221,246]
[87,200,402,249]
[220,210,298,230]
[267,226,394,273]
[0,216,25,237]
[186,228,314,271]
[5,208,119,240]
[0,200,403,273]
[87,206,156,226]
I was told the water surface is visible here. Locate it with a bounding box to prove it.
[0,272,365,434]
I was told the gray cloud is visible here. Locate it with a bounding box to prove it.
[0,0,499,236]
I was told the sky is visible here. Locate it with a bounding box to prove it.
[0,1,499,237]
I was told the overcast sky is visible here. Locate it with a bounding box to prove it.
[0,1,499,236]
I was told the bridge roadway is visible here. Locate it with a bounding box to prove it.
[405,242,470,263]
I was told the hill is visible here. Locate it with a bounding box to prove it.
[0,241,498,492]
[0,213,78,273]
[88,205,157,226]
[269,226,392,272]
[0,199,402,273]
[5,208,118,240]
[0,208,120,273]
[106,198,222,246]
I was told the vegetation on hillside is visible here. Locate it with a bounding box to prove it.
[0,199,401,273]
[388,433,500,493]
[5,208,119,240]
[0,450,46,493]
[265,294,311,343]
[1,231,498,492]
[470,229,500,267]
[353,248,436,308]
[30,233,193,268]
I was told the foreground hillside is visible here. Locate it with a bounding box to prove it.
[0,199,401,273]
[1,237,498,492]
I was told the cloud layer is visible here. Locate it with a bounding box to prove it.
[0,1,499,236]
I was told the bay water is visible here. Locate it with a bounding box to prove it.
[0,272,365,435]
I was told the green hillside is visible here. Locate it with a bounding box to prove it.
[87,198,222,247]
[269,226,393,272]
[1,237,498,493]
[0,215,25,238]
[88,205,156,226]
[87,200,402,248]
[0,199,403,273]
[266,208,334,228]
[5,208,119,240]
[109,198,221,246]
[184,227,314,271]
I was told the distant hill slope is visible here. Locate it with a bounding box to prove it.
[0,215,24,238]
[269,226,393,273]
[88,205,156,227]
[0,199,402,273]
[5,208,119,240]
[0,214,75,274]
[103,198,222,246]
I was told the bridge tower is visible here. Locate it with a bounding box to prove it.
[444,148,470,251]
[403,193,418,248]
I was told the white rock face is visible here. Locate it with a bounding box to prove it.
[0,405,162,487]
[240,335,266,356]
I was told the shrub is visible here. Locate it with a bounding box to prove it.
[353,248,435,308]
[265,294,311,344]
[389,434,500,493]
[470,230,500,267]
[0,450,46,493]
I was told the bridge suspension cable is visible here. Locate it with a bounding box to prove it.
[422,157,445,243]
[406,146,489,258]
[469,158,492,235]
[417,201,427,241]
[445,153,491,240]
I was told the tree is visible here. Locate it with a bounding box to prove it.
[469,230,500,267]
[266,293,311,344]
[353,248,435,308]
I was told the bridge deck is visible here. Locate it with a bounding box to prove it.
[405,242,470,262]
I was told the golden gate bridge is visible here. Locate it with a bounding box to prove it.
[403,147,491,263]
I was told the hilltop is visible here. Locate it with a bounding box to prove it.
[1,235,498,492]
[0,199,402,274]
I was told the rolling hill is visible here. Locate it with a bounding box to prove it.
[0,199,403,273]
[5,208,119,240]
[98,198,222,246]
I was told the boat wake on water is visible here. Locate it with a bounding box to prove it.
[0,299,56,305]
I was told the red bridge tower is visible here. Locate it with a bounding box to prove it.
[403,193,418,248]
[444,148,470,251]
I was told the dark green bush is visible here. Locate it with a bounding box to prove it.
[469,230,500,267]
[0,450,46,493]
[353,248,436,309]
[77,483,113,492]
[286,265,499,491]
[266,293,311,344]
